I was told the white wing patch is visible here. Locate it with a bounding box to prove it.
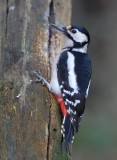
[67,52,78,91]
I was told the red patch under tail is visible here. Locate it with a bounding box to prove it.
[54,95,68,116]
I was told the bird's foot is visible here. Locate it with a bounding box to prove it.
[31,70,51,89]
[31,70,45,85]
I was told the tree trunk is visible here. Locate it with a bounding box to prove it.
[0,0,71,159]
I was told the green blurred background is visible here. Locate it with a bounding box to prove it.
[72,0,117,159]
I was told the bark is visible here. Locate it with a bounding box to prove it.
[0,0,71,159]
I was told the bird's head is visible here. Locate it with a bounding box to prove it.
[51,24,90,51]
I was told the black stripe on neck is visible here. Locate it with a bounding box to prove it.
[73,41,88,48]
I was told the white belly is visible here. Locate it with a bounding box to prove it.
[50,76,61,95]
[50,54,61,95]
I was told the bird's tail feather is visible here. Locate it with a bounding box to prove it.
[61,115,74,154]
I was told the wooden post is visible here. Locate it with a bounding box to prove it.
[0,0,71,159]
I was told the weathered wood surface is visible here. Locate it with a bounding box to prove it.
[0,0,71,159]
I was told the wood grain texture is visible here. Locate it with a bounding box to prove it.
[0,0,71,159]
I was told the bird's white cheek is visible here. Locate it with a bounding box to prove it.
[68,30,88,43]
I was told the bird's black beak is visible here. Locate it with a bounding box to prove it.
[50,24,67,36]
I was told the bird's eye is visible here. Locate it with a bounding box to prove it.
[71,29,77,34]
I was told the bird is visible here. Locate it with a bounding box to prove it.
[32,24,92,154]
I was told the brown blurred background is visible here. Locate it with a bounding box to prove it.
[72,0,117,160]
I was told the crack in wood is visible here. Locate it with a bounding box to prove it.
[48,0,55,66]
[5,0,9,38]
[47,0,55,159]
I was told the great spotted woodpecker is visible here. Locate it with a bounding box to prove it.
[33,24,92,154]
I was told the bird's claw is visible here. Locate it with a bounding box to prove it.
[33,70,42,78]
[32,70,45,85]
